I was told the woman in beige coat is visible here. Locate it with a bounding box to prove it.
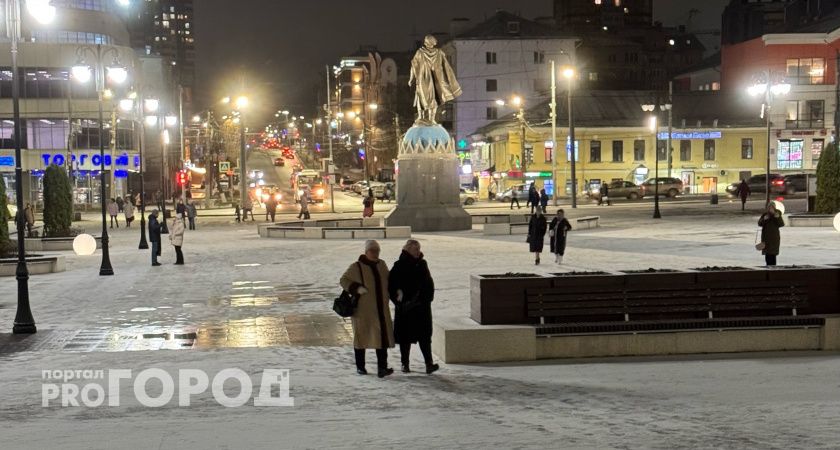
[340,240,395,378]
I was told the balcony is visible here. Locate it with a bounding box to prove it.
[785,119,824,130]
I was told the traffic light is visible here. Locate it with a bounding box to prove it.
[358,148,366,160]
[176,170,188,187]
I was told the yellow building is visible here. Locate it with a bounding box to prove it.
[471,91,772,199]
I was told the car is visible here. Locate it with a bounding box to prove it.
[338,178,356,192]
[273,157,285,167]
[731,173,807,196]
[641,177,683,198]
[781,173,808,194]
[599,180,645,200]
[496,184,529,202]
[352,180,372,195]
[460,188,478,205]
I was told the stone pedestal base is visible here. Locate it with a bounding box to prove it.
[386,203,472,232]
[385,157,471,232]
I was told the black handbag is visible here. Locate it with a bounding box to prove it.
[397,291,423,314]
[333,263,362,317]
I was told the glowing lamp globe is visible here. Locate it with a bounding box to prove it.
[772,200,785,215]
[833,213,840,232]
[73,234,97,256]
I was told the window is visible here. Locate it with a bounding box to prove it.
[657,140,668,161]
[786,58,825,84]
[533,51,545,64]
[486,52,497,64]
[612,140,623,162]
[680,140,691,161]
[703,139,715,160]
[589,72,599,81]
[506,21,520,34]
[485,79,497,92]
[633,139,645,161]
[786,100,825,129]
[812,139,824,161]
[31,30,113,45]
[777,139,804,169]
[590,140,601,162]
[486,107,498,120]
[545,146,552,163]
[741,138,753,159]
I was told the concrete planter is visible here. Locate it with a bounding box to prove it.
[24,236,102,252]
[620,269,697,287]
[470,273,551,325]
[787,214,835,227]
[690,266,767,283]
[0,255,66,276]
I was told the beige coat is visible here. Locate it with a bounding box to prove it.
[340,256,394,349]
[169,219,185,247]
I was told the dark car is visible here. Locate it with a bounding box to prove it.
[273,157,285,167]
[730,174,800,195]
[781,173,808,194]
[641,177,683,197]
[600,180,645,200]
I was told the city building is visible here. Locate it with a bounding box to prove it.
[674,53,721,92]
[473,90,767,199]
[721,0,840,46]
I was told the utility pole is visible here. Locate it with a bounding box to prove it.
[667,81,673,178]
[179,85,186,205]
[326,65,335,213]
[520,106,527,176]
[568,69,577,209]
[550,60,558,206]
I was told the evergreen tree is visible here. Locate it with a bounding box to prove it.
[0,177,10,256]
[42,164,73,237]
[816,142,840,214]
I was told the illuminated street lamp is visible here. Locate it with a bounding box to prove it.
[748,74,791,205]
[641,99,671,219]
[496,95,528,175]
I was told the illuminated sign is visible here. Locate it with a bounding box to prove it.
[40,152,140,169]
[0,156,14,166]
[657,131,722,140]
[524,171,552,178]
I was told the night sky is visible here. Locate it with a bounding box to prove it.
[194,0,730,124]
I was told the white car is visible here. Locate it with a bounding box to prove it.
[460,188,478,205]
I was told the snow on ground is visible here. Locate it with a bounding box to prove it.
[1,200,839,448]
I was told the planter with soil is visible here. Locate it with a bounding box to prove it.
[0,254,66,276]
[690,266,767,283]
[24,235,102,252]
[620,268,697,287]
[470,273,551,325]
[549,270,626,288]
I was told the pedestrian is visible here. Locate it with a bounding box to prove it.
[242,195,254,221]
[527,208,548,265]
[388,239,439,375]
[186,200,197,230]
[539,188,549,214]
[298,188,310,220]
[527,182,538,213]
[265,194,277,223]
[549,209,573,264]
[169,213,185,265]
[510,185,521,209]
[488,179,497,201]
[599,182,610,206]
[737,179,751,211]
[107,198,120,228]
[123,199,135,228]
[363,189,375,217]
[339,240,395,378]
[148,210,162,266]
[175,199,186,218]
[19,203,35,237]
[116,196,124,213]
[384,184,393,203]
[758,202,784,266]
[234,202,241,223]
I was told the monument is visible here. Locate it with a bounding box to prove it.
[385,35,472,232]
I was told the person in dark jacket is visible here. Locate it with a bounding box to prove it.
[388,239,439,375]
[539,188,549,213]
[148,210,162,266]
[758,202,784,266]
[737,179,751,211]
[175,199,187,218]
[527,182,538,213]
[527,209,548,265]
[549,209,573,264]
[599,183,610,206]
[265,194,277,222]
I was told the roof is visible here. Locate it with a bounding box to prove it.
[473,90,765,136]
[675,52,721,78]
[786,7,840,33]
[451,10,577,40]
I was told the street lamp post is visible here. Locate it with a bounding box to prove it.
[234,96,249,210]
[563,66,577,208]
[642,101,664,219]
[137,97,159,249]
[748,74,790,206]
[73,44,129,276]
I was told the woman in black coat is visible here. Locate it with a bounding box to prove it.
[388,239,439,375]
[527,209,548,265]
[758,202,784,266]
[549,209,573,264]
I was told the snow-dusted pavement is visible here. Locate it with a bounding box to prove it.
[1,201,839,449]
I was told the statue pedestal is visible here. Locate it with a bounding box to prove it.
[385,125,471,232]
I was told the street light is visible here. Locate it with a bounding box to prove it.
[641,99,670,219]
[496,96,528,176]
[562,66,577,208]
[748,74,791,205]
[223,95,249,209]
[73,44,129,276]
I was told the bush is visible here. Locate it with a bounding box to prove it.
[43,164,73,237]
[0,178,11,256]
[816,142,840,214]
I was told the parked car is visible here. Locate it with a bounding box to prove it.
[641,177,683,198]
[727,174,784,196]
[338,178,356,192]
[598,180,645,200]
[460,188,478,205]
[351,181,369,194]
[273,157,285,167]
[496,184,529,203]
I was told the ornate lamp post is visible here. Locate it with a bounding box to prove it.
[641,98,671,220]
[748,73,791,205]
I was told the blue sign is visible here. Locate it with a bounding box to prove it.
[39,152,140,168]
[0,156,13,167]
[657,131,722,140]
[457,139,468,150]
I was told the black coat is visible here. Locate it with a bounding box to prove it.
[388,251,434,344]
[758,211,784,255]
[148,215,161,243]
[549,217,572,255]
[528,214,548,252]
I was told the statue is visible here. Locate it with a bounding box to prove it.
[409,35,462,126]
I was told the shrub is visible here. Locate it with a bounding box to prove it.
[0,177,11,256]
[815,142,840,214]
[43,164,73,237]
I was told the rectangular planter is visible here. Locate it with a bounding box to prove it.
[690,267,768,284]
[470,274,552,325]
[621,270,698,287]
[764,265,840,314]
[549,271,626,289]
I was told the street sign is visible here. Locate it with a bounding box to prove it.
[219,161,230,172]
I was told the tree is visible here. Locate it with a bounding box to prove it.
[0,178,11,256]
[42,164,73,237]
[815,142,840,214]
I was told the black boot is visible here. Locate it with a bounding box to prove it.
[425,363,440,375]
[376,348,393,378]
[354,349,367,375]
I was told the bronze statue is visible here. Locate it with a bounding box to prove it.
[409,35,462,125]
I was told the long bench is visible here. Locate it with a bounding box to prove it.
[263,225,410,239]
[483,215,600,235]
[526,282,811,333]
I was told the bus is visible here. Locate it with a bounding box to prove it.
[293,169,325,203]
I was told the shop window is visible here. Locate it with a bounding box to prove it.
[812,139,824,161]
[633,139,645,161]
[703,139,715,161]
[777,140,804,169]
[590,140,601,162]
[786,58,825,85]
[612,140,623,162]
[741,138,753,159]
[679,140,691,161]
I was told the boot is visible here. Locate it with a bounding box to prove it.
[557,255,563,265]
[554,254,560,264]
[425,363,440,375]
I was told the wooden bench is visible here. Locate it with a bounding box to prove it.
[526,282,814,335]
[574,216,600,229]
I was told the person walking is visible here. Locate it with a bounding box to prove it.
[107,198,120,228]
[23,203,35,237]
[186,200,197,230]
[148,210,162,266]
[488,180,497,201]
[388,239,439,375]
[527,182,538,214]
[175,199,186,219]
[510,185,521,209]
[549,209,573,264]
[539,188,549,214]
[758,202,784,266]
[362,189,375,217]
[169,213,185,265]
[737,179,751,211]
[116,196,125,213]
[297,188,310,220]
[123,199,135,228]
[339,240,395,378]
[264,194,276,223]
[599,183,610,206]
[527,209,548,265]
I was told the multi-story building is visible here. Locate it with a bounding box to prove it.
[0,0,173,205]
[721,0,840,46]
[441,11,578,169]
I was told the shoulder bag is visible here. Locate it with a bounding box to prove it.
[333,263,363,317]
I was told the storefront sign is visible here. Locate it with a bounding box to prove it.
[40,152,140,170]
[0,156,13,167]
[657,131,722,140]
[524,171,552,178]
